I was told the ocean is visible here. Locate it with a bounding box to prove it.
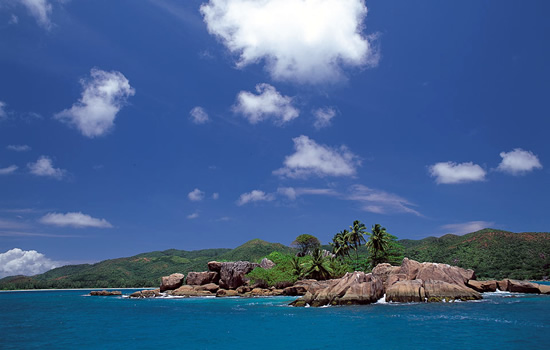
[1,287,549,349]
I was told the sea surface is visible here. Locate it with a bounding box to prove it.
[1,285,549,349]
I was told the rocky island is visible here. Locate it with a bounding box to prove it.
[126,257,550,306]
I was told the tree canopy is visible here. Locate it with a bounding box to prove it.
[292,234,321,256]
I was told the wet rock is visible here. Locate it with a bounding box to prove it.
[186,271,219,286]
[386,280,425,303]
[160,273,185,292]
[466,280,497,293]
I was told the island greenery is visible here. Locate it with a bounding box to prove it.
[1,225,549,290]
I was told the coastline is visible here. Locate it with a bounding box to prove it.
[0,287,156,293]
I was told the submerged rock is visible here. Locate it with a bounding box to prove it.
[160,273,185,292]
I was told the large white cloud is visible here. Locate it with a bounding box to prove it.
[429,161,486,184]
[188,188,205,201]
[189,106,210,124]
[54,68,135,138]
[0,165,18,175]
[27,156,66,179]
[348,184,421,216]
[0,248,59,278]
[201,0,377,83]
[274,135,359,178]
[18,0,52,29]
[233,83,299,125]
[441,221,495,236]
[496,148,542,175]
[39,212,113,228]
[236,190,274,206]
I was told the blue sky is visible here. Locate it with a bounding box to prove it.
[0,0,549,276]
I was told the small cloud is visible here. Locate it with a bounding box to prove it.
[0,165,18,175]
[27,156,65,179]
[6,144,31,152]
[9,14,19,24]
[277,187,338,200]
[17,0,53,29]
[233,83,299,125]
[274,135,360,178]
[0,101,7,120]
[236,190,275,206]
[187,212,199,219]
[188,188,205,201]
[313,107,336,129]
[0,248,59,278]
[440,221,495,235]
[200,0,378,83]
[189,106,210,124]
[212,192,219,200]
[54,68,135,138]
[496,148,542,175]
[429,161,486,184]
[217,216,231,222]
[348,184,422,216]
[39,212,113,228]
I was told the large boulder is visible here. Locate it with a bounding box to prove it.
[207,261,223,272]
[219,261,260,289]
[160,273,185,292]
[466,280,497,293]
[291,272,383,307]
[502,279,543,293]
[170,285,213,297]
[260,258,276,269]
[398,258,423,280]
[416,262,475,287]
[186,271,219,286]
[386,280,425,303]
[423,279,481,301]
[372,263,401,287]
[129,289,161,298]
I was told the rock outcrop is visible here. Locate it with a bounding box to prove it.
[259,258,275,269]
[219,261,260,289]
[129,289,161,298]
[160,273,185,292]
[466,280,497,293]
[90,290,122,296]
[186,271,219,286]
[497,279,545,294]
[386,280,425,303]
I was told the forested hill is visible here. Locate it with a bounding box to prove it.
[401,229,550,279]
[1,229,549,290]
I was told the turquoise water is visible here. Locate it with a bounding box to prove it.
[1,288,549,349]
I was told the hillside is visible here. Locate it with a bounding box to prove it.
[401,229,550,279]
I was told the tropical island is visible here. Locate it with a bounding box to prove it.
[1,222,549,296]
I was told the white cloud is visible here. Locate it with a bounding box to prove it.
[233,83,299,125]
[212,192,219,200]
[201,0,378,83]
[9,14,19,24]
[188,188,205,201]
[54,68,135,138]
[27,156,66,179]
[441,221,495,236]
[187,212,199,219]
[0,165,18,175]
[39,212,113,228]
[277,187,338,200]
[6,144,31,152]
[18,0,52,29]
[236,190,275,206]
[497,148,542,175]
[348,184,421,216]
[189,106,210,124]
[274,135,360,178]
[0,101,7,120]
[429,161,486,184]
[0,248,59,278]
[313,107,336,129]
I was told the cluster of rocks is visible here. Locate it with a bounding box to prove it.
[129,259,278,298]
[290,258,550,307]
[89,290,122,296]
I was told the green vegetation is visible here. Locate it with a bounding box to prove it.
[1,228,548,290]
[291,234,321,256]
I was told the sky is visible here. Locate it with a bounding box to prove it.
[0,0,549,277]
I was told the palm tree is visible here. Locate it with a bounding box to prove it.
[347,220,367,266]
[303,248,333,280]
[290,256,304,279]
[366,223,391,268]
[330,230,350,260]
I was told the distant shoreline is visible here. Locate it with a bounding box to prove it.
[0,287,155,293]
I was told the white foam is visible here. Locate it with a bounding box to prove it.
[376,294,388,304]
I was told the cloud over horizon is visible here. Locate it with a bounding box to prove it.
[0,248,59,278]
[348,184,421,216]
[274,135,360,178]
[39,212,113,228]
[429,161,486,184]
[497,148,542,175]
[440,221,495,236]
[201,0,377,83]
[54,68,135,138]
[233,83,299,125]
